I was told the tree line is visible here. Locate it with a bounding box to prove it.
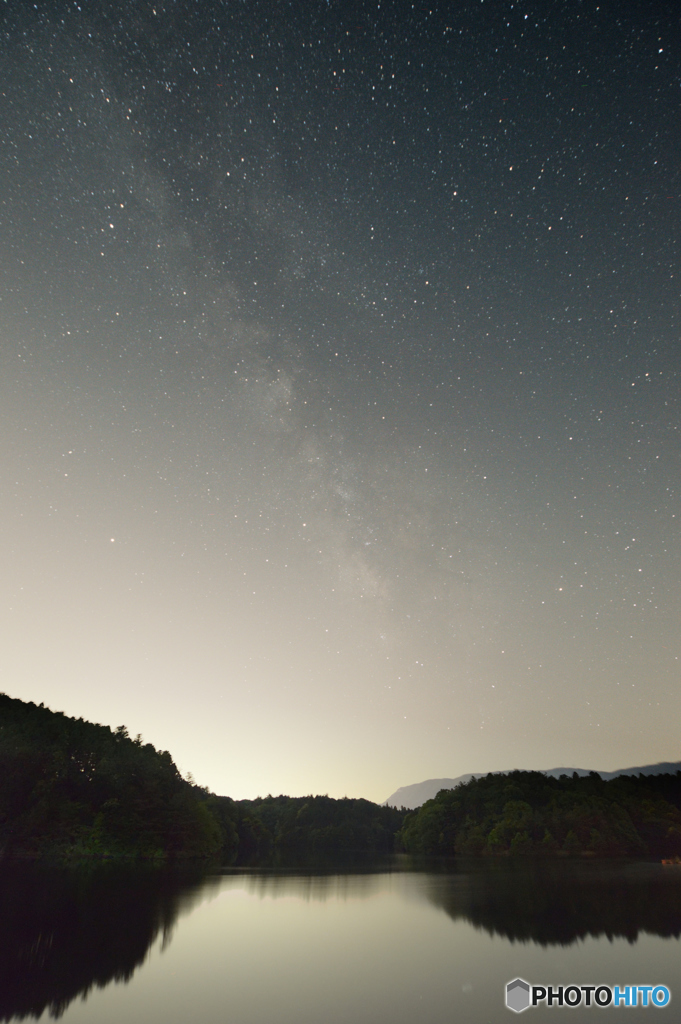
[0,694,403,860]
[397,769,681,858]
[4,694,681,860]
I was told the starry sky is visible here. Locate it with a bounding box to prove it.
[1,0,679,802]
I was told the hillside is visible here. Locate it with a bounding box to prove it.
[0,694,404,860]
[385,762,681,809]
[0,693,230,859]
[398,770,681,857]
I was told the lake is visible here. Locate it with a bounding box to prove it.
[1,857,679,1022]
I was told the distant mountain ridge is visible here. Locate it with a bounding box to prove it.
[384,761,681,809]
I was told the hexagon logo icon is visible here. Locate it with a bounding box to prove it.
[506,978,531,1013]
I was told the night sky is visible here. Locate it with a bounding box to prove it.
[1,0,679,802]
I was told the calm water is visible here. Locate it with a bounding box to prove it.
[1,857,680,1022]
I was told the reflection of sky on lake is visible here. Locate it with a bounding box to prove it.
[42,865,681,1024]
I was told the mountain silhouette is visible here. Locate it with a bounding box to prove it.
[384,761,681,809]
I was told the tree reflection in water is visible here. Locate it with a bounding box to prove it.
[2,857,681,1020]
[424,859,681,946]
[0,859,218,1021]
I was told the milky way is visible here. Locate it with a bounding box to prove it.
[1,1,679,800]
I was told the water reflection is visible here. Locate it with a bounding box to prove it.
[221,859,681,947]
[219,862,392,903]
[0,860,217,1022]
[2,857,681,1021]
[423,859,681,946]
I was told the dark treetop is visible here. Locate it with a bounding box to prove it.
[0,693,404,861]
[398,769,681,857]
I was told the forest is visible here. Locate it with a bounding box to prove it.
[398,769,681,858]
[3,693,681,861]
[0,694,403,860]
